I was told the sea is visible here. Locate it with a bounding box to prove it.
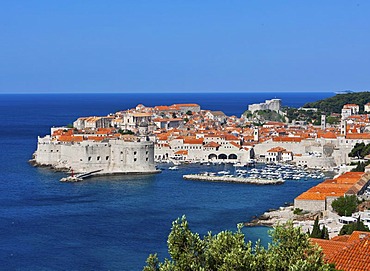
[0,92,334,270]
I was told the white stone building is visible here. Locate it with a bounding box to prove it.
[248,99,282,113]
[33,131,157,175]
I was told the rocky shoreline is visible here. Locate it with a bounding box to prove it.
[245,205,321,227]
[28,159,70,172]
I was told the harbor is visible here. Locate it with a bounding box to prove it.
[183,173,285,185]
[179,162,331,185]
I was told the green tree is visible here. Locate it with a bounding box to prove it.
[310,216,322,238]
[351,161,370,172]
[331,195,358,216]
[326,116,340,125]
[118,129,135,135]
[309,217,329,240]
[321,225,329,240]
[339,216,370,235]
[349,143,366,159]
[268,222,335,271]
[143,216,337,271]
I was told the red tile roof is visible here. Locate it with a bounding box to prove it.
[204,141,220,148]
[326,235,370,271]
[312,231,370,271]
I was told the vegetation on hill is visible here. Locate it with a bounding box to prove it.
[303,92,370,114]
[243,109,286,124]
[284,107,322,125]
[143,216,336,271]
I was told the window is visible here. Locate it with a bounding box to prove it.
[134,151,137,155]
[106,156,109,160]
[134,158,137,162]
[146,158,148,161]
[97,156,100,161]
[88,157,92,161]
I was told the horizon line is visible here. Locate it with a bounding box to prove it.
[0,90,344,95]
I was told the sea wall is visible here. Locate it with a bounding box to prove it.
[34,137,157,174]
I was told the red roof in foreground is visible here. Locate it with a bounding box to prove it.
[312,231,370,271]
[327,235,370,271]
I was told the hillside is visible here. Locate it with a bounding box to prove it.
[303,91,370,114]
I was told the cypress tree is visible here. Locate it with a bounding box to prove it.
[310,216,322,238]
[321,225,329,240]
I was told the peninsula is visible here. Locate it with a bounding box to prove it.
[31,92,370,179]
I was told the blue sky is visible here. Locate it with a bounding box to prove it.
[1,1,370,93]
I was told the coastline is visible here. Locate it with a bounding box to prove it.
[244,205,348,239]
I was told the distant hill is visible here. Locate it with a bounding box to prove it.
[303,91,370,114]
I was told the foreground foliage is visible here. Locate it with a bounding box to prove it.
[143,216,336,271]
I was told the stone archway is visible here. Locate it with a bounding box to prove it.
[208,154,217,160]
[218,154,227,160]
[228,154,237,159]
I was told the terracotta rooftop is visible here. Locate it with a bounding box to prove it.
[345,133,370,139]
[174,150,188,155]
[183,138,204,145]
[311,238,348,259]
[272,136,302,142]
[295,172,366,201]
[267,147,286,153]
[312,231,370,270]
[326,235,370,271]
[204,141,221,148]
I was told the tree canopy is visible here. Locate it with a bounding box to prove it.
[143,216,336,271]
[339,216,370,235]
[348,143,370,172]
[331,195,358,216]
[349,143,370,159]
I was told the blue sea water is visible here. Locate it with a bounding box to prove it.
[0,92,334,270]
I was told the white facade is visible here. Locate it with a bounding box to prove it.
[341,108,352,120]
[248,99,282,113]
[154,138,252,164]
[365,103,370,113]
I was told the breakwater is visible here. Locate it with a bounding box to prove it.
[183,174,285,185]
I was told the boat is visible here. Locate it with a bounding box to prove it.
[169,166,179,170]
[60,176,83,182]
